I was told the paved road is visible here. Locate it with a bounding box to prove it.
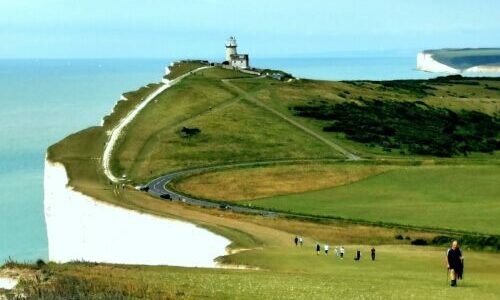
[144,76,361,215]
[222,79,361,161]
[146,159,343,216]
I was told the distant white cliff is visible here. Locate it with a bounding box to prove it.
[44,159,230,267]
[416,52,460,73]
[417,49,500,74]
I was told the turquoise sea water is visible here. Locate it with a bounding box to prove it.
[0,55,494,263]
[0,59,168,262]
[252,56,442,80]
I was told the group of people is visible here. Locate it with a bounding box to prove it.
[294,236,465,288]
[294,236,376,261]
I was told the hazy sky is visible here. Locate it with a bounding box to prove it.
[1,0,499,59]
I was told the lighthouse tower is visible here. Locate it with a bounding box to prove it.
[225,36,238,61]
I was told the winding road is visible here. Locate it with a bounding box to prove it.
[146,159,346,216]
[106,67,360,216]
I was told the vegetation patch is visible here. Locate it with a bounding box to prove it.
[172,163,390,201]
[247,165,500,235]
[292,99,500,157]
[431,234,500,251]
[180,126,201,138]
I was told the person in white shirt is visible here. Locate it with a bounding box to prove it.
[324,244,329,255]
[340,246,345,259]
[299,237,303,246]
[334,247,339,257]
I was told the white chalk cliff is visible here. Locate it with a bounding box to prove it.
[44,159,230,267]
[416,52,459,73]
[417,52,500,74]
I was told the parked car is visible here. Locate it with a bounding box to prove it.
[219,204,231,210]
[135,185,149,192]
[160,193,171,200]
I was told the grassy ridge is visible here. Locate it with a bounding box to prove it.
[231,76,500,158]
[34,64,500,299]
[111,68,341,183]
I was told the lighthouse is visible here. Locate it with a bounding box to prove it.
[224,36,249,69]
[225,36,238,61]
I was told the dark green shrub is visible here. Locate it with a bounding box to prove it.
[411,239,428,246]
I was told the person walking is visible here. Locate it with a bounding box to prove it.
[446,240,464,287]
[316,243,321,255]
[334,246,339,257]
[294,236,299,247]
[324,244,329,255]
[371,247,376,261]
[299,237,303,247]
[354,249,361,261]
[340,246,345,259]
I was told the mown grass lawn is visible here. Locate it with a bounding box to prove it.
[247,165,500,234]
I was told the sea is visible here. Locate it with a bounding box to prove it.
[0,55,492,263]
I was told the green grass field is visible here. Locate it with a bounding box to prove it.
[245,165,500,234]
[111,67,341,183]
[22,63,499,299]
[7,244,500,299]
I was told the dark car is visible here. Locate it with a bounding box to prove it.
[219,204,231,210]
[160,193,171,200]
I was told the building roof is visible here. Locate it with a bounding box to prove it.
[225,36,237,47]
[230,54,248,60]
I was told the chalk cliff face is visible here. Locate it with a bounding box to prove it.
[416,52,459,73]
[44,159,230,267]
[417,51,500,74]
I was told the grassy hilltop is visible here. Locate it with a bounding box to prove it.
[4,62,499,299]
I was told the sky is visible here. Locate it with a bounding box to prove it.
[1,0,499,59]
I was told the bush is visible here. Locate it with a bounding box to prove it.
[180,127,201,138]
[292,99,500,157]
[411,239,428,246]
[395,234,404,240]
[431,235,500,251]
[36,259,46,269]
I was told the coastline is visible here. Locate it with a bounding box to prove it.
[43,158,230,267]
[416,52,459,73]
[417,51,500,74]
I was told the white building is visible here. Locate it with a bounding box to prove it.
[225,36,249,69]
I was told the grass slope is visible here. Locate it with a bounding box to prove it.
[230,76,500,158]
[112,68,341,183]
[33,63,500,299]
[8,246,500,300]
[172,162,391,201]
[247,165,500,234]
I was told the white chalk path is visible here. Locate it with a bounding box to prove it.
[0,277,18,290]
[102,66,211,183]
[44,160,230,267]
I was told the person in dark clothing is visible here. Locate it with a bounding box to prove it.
[446,240,464,287]
[354,249,361,261]
[371,247,376,261]
[316,243,321,255]
[294,236,299,246]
